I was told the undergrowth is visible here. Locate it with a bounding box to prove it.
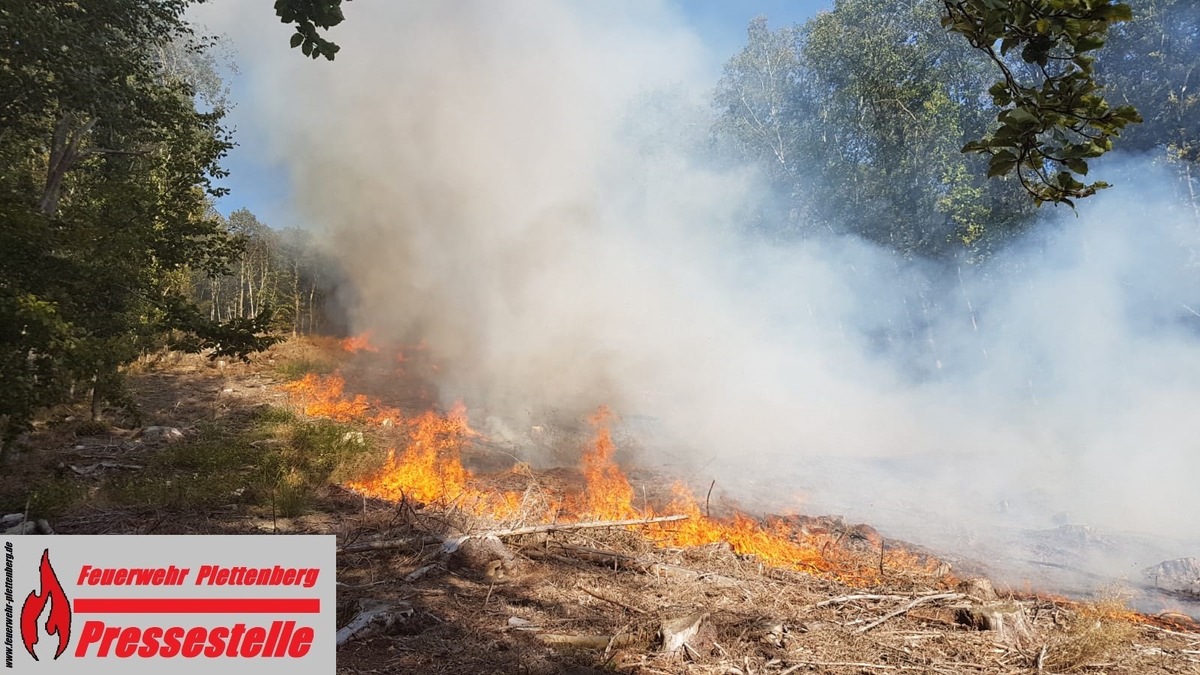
[0,405,379,519]
[1043,592,1139,672]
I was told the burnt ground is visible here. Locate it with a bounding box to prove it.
[1,337,1198,674]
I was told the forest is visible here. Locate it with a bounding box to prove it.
[1,0,1196,449]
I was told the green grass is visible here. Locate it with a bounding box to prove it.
[1,475,90,519]
[68,405,377,517]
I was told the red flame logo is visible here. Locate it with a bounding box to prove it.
[20,548,73,661]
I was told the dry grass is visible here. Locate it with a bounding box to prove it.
[1040,591,1140,672]
[6,336,1197,674]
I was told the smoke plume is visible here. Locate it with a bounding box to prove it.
[193,0,1200,599]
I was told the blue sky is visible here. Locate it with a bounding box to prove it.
[211,1,832,228]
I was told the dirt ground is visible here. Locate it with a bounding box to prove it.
[2,338,1197,675]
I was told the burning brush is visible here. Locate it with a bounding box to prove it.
[280,358,950,588]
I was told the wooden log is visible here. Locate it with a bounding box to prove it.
[536,633,637,650]
[338,514,688,555]
[335,600,413,648]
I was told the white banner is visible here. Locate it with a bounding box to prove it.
[3,535,335,673]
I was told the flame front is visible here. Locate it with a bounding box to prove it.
[281,354,950,587]
[20,548,72,661]
[578,406,639,520]
[281,373,399,425]
[345,409,472,504]
[340,331,379,353]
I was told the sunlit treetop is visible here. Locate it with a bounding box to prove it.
[273,0,1143,207]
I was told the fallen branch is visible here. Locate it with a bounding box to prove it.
[338,514,687,555]
[335,600,413,647]
[780,662,895,673]
[858,593,965,633]
[403,564,438,583]
[537,633,637,650]
[450,514,688,544]
[579,583,647,615]
[338,535,443,554]
[802,594,911,611]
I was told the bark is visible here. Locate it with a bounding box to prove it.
[40,114,98,217]
[89,375,101,422]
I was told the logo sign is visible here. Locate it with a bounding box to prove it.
[3,535,334,673]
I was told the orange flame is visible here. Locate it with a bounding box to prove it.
[340,331,379,353]
[279,357,950,587]
[577,406,639,520]
[280,372,401,426]
[345,409,472,504]
[344,400,525,517]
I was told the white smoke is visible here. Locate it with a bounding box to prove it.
[191,0,1200,597]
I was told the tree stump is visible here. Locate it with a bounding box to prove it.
[956,602,1034,646]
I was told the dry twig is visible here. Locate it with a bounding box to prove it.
[858,593,965,633]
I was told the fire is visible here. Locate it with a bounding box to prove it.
[280,373,399,426]
[345,410,472,504]
[278,351,950,587]
[344,401,527,517]
[565,410,945,584]
[577,406,639,520]
[339,331,379,353]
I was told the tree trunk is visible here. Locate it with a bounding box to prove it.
[237,264,246,319]
[41,114,98,216]
[307,283,317,334]
[90,376,101,422]
[1185,162,1199,227]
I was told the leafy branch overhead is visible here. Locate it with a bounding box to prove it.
[941,0,1143,207]
[275,0,349,61]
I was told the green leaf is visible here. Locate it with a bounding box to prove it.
[289,32,303,49]
[1065,158,1088,175]
[987,151,1019,177]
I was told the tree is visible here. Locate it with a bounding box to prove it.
[941,0,1143,206]
[274,0,1143,205]
[713,4,1036,258]
[0,1,277,452]
[1095,0,1200,218]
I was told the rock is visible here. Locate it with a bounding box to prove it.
[341,431,365,445]
[1143,558,1200,598]
[1,513,24,526]
[136,426,184,442]
[5,521,37,535]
